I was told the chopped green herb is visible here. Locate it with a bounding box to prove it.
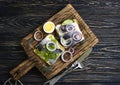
[48,43,55,50]
[34,47,60,64]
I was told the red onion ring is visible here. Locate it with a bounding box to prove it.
[34,31,43,41]
[72,32,82,42]
[69,48,75,54]
[61,51,73,62]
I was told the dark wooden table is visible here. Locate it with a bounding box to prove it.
[0,0,120,85]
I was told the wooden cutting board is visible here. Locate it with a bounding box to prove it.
[10,4,99,80]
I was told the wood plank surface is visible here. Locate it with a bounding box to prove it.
[0,0,120,85]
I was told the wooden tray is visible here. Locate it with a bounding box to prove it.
[10,4,99,80]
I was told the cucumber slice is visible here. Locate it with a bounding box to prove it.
[62,19,73,25]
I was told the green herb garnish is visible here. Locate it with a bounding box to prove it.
[48,43,55,50]
[34,47,60,64]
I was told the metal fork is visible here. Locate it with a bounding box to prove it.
[43,62,83,85]
[43,48,92,85]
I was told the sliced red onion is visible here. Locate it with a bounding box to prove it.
[61,51,73,62]
[60,37,73,47]
[46,41,56,51]
[60,25,74,33]
[34,31,43,41]
[72,32,82,42]
[66,25,75,32]
[69,48,75,54]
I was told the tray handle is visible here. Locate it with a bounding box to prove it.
[10,57,37,80]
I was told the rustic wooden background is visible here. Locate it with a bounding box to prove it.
[0,0,120,85]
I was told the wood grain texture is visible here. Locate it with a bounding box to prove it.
[15,4,98,80]
[0,0,120,85]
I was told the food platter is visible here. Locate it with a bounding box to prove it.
[10,4,99,80]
